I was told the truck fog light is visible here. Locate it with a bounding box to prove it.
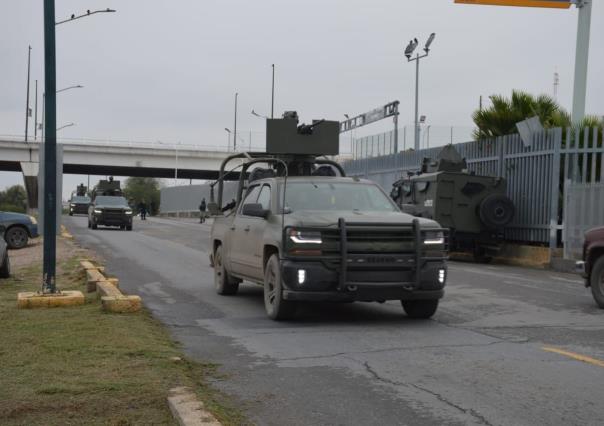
[298,269,306,285]
[438,269,446,284]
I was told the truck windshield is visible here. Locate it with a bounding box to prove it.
[72,196,90,203]
[95,196,129,207]
[284,182,398,213]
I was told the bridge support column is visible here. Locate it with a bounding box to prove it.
[20,161,39,212]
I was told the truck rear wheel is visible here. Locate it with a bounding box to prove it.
[401,299,439,319]
[590,256,604,309]
[214,245,239,295]
[264,254,297,320]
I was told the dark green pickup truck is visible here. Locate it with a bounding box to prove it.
[209,154,448,320]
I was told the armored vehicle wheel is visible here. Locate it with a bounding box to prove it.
[264,254,297,320]
[120,225,125,230]
[479,194,515,230]
[0,251,10,278]
[126,225,132,231]
[5,226,28,249]
[214,245,239,295]
[590,256,604,309]
[401,299,439,319]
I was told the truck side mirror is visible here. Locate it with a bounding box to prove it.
[242,203,269,219]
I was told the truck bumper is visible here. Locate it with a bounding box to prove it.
[281,259,446,302]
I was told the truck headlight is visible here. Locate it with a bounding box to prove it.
[70,203,75,207]
[424,231,444,245]
[29,215,37,225]
[94,209,102,214]
[289,229,322,244]
[125,210,133,215]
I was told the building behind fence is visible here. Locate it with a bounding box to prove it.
[343,127,603,258]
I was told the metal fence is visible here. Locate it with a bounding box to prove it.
[343,127,604,249]
[563,181,604,260]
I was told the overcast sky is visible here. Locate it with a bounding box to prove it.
[1,0,602,198]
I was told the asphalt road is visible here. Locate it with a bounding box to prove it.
[65,215,604,426]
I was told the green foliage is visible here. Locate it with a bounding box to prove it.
[472,90,604,140]
[0,185,27,213]
[123,177,161,215]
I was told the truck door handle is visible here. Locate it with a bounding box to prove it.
[244,226,250,232]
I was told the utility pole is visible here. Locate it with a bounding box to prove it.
[233,92,238,151]
[25,45,32,142]
[34,80,38,141]
[271,64,275,119]
[571,0,591,123]
[42,0,57,292]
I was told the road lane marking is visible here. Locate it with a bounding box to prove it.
[542,346,604,368]
[548,275,583,284]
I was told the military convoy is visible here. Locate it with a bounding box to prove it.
[208,112,449,320]
[87,177,133,230]
[390,145,515,262]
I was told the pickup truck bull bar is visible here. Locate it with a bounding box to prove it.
[282,218,448,291]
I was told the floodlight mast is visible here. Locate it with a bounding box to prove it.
[405,33,435,151]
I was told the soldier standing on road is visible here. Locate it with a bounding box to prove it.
[138,200,148,221]
[199,198,207,223]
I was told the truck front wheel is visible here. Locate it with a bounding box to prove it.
[401,299,439,319]
[214,245,239,295]
[590,256,604,309]
[264,254,297,320]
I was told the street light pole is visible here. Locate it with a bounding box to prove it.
[34,80,38,141]
[225,128,231,151]
[25,45,32,142]
[40,85,83,144]
[233,92,238,151]
[571,0,592,124]
[271,64,275,119]
[404,33,435,151]
[40,5,114,293]
[42,0,57,292]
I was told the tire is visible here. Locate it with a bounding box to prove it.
[120,225,125,230]
[5,226,29,249]
[472,247,492,264]
[479,194,515,230]
[590,256,604,309]
[126,225,132,231]
[213,245,239,295]
[401,299,439,319]
[69,212,73,216]
[263,254,297,320]
[0,252,10,278]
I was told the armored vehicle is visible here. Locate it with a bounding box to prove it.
[390,145,514,261]
[88,178,133,230]
[209,112,448,320]
[68,184,90,216]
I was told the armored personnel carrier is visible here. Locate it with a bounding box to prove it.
[87,177,133,230]
[390,145,514,262]
[208,111,449,320]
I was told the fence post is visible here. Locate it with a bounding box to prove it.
[497,135,504,178]
[549,128,562,253]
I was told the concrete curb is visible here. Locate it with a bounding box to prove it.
[17,290,85,309]
[80,260,141,313]
[167,387,221,426]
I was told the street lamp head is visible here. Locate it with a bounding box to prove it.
[344,114,350,119]
[225,128,231,133]
[424,33,436,53]
[404,38,418,59]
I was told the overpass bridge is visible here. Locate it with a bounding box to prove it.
[0,137,233,208]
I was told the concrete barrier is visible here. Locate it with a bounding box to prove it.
[80,260,141,313]
[17,291,85,309]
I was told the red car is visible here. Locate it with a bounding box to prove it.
[577,226,604,308]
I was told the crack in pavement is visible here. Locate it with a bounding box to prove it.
[361,361,494,426]
[277,340,508,362]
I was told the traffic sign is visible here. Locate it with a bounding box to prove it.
[454,0,571,8]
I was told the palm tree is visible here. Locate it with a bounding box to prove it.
[472,90,570,139]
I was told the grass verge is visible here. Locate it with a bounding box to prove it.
[0,238,247,426]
